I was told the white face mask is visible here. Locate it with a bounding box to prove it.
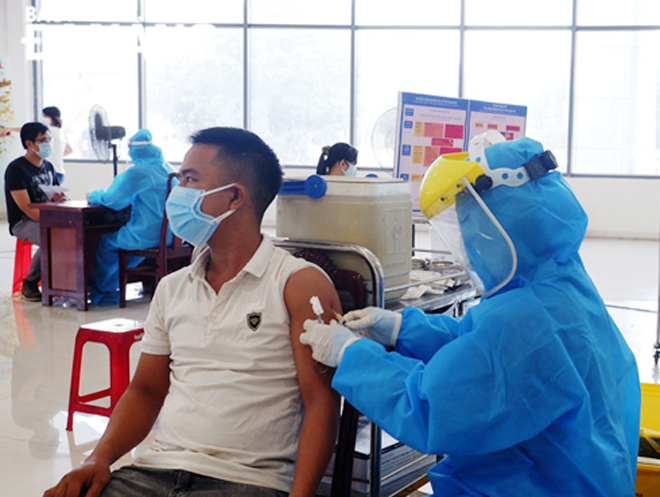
[36,142,53,159]
[344,161,357,177]
[165,183,237,247]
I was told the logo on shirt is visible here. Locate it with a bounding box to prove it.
[247,312,262,332]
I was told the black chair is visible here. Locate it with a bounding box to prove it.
[118,172,192,307]
[293,249,366,313]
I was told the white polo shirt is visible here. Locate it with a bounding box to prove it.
[134,235,322,493]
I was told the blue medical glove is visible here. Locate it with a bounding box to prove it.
[300,319,361,368]
[342,307,402,347]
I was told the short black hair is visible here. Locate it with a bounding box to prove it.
[317,142,358,175]
[20,122,49,149]
[190,127,283,221]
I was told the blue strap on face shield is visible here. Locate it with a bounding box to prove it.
[523,150,558,180]
[473,149,558,194]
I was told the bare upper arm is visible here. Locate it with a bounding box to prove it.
[11,189,33,211]
[10,189,40,221]
[129,352,171,403]
[284,267,342,402]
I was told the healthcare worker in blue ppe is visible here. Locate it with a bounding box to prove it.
[88,129,174,303]
[300,131,641,497]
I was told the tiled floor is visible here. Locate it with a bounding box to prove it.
[0,221,657,496]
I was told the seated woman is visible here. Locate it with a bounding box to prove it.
[316,142,358,176]
[88,129,174,303]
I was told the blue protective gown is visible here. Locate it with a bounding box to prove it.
[88,130,174,298]
[333,149,640,496]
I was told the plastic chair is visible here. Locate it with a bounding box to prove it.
[118,172,192,307]
[66,318,144,431]
[12,239,33,296]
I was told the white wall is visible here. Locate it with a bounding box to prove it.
[1,1,658,239]
[59,161,122,199]
[0,0,34,209]
[0,0,32,124]
[566,177,660,240]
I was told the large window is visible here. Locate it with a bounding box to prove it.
[463,30,572,170]
[356,30,460,170]
[35,0,660,176]
[249,28,351,165]
[145,26,244,161]
[40,24,139,159]
[572,31,660,175]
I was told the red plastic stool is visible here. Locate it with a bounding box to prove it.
[67,318,144,431]
[12,239,33,295]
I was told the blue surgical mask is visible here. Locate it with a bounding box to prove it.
[344,162,357,177]
[37,142,52,159]
[166,183,237,247]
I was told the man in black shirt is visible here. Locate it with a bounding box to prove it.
[4,122,64,302]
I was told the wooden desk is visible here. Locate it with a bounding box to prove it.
[33,201,129,311]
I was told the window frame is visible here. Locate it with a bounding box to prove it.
[31,0,660,178]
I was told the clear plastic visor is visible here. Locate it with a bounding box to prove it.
[427,180,517,298]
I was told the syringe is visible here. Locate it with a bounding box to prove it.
[309,296,329,373]
[310,296,344,323]
[310,296,324,323]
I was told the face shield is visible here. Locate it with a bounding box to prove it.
[420,131,558,298]
[420,153,517,297]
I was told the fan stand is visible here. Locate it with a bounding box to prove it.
[111,143,119,177]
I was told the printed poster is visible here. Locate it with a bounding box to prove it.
[393,93,469,212]
[393,92,527,213]
[468,99,527,142]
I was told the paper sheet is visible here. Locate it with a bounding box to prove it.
[39,185,69,201]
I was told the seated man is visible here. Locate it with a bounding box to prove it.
[4,122,63,302]
[45,127,341,497]
[87,129,174,303]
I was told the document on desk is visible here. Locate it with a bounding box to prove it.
[39,185,69,201]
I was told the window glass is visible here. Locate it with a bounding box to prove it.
[249,29,351,165]
[145,0,243,24]
[572,31,660,175]
[35,0,660,177]
[249,0,351,25]
[356,30,460,170]
[41,25,138,160]
[577,0,660,26]
[356,0,460,26]
[145,26,243,162]
[463,30,572,171]
[38,0,138,22]
[465,0,572,26]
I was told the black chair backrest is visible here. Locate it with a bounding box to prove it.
[294,249,366,311]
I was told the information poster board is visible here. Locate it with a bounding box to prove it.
[468,99,527,142]
[394,92,527,212]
